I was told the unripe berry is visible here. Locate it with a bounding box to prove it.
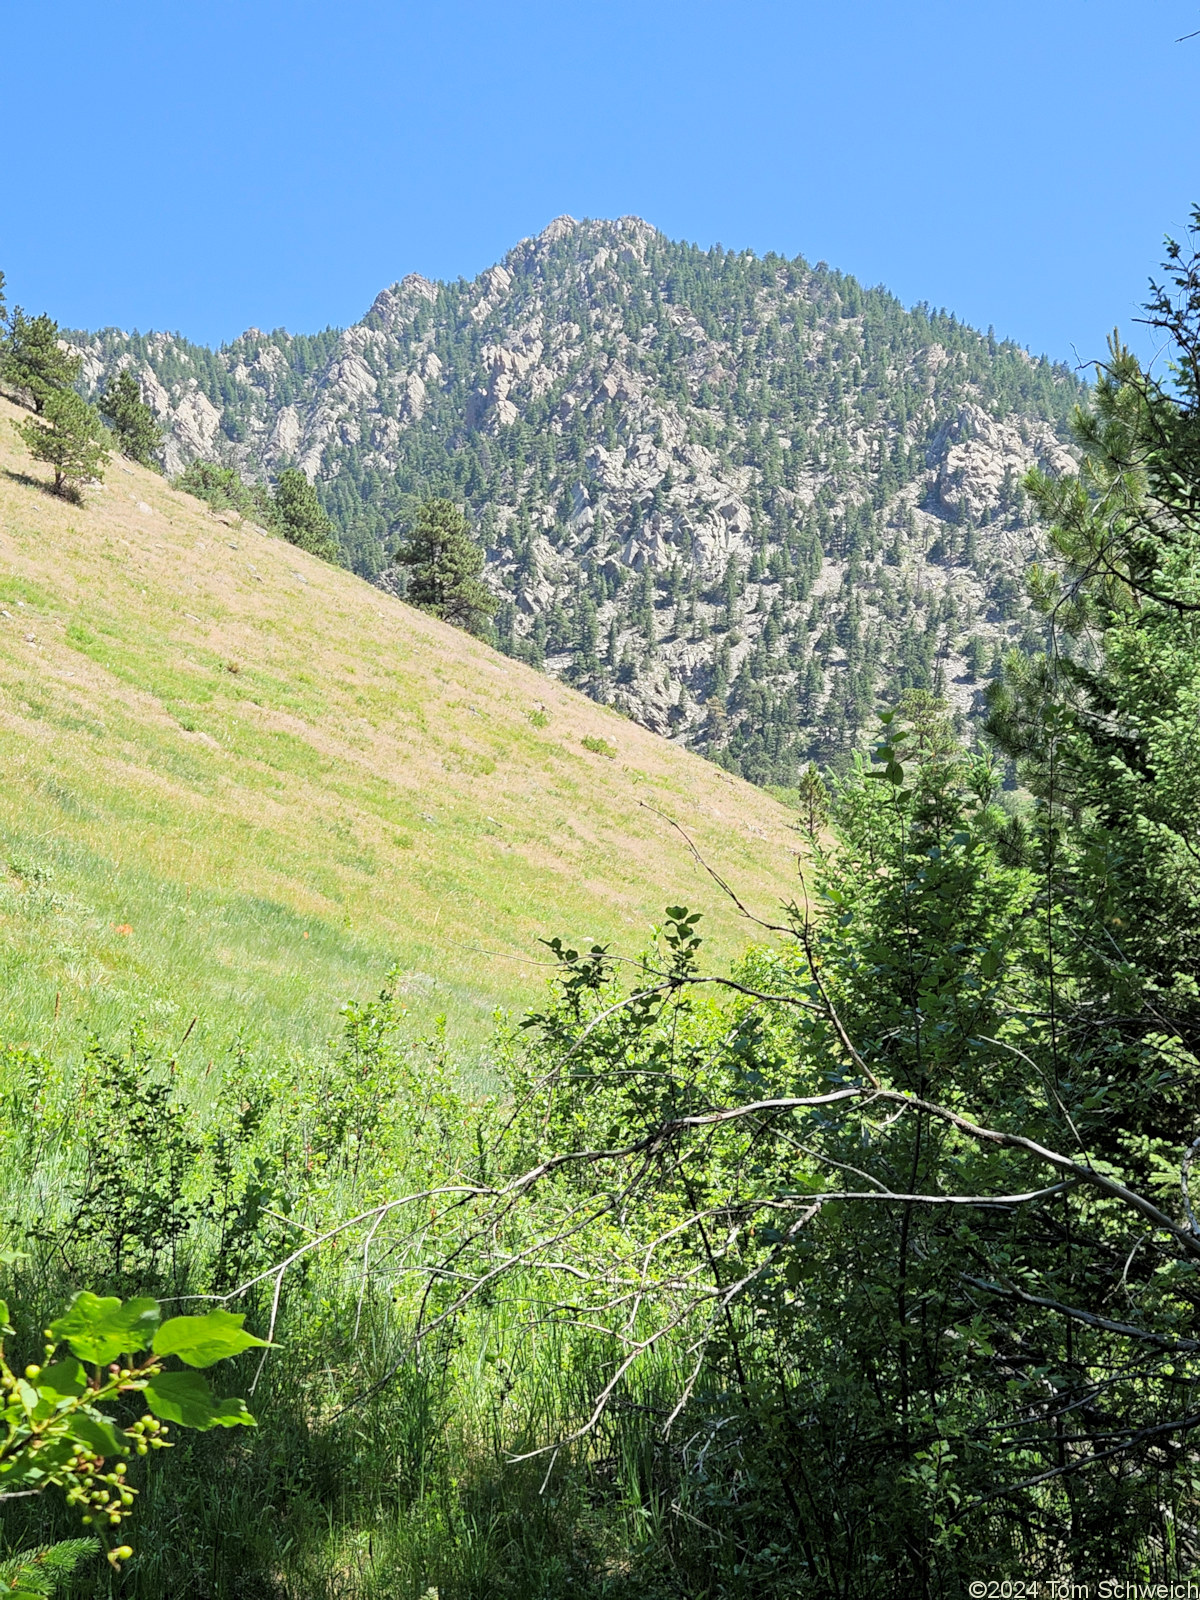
[24,1364,39,1379]
[114,1546,133,1560]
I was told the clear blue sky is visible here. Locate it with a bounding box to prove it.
[3,1,1198,369]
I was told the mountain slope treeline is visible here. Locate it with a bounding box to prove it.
[79,217,1084,782]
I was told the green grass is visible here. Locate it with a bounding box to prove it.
[0,980,723,1600]
[0,398,801,1069]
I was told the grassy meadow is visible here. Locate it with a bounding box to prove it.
[0,394,800,1070]
[0,398,816,1598]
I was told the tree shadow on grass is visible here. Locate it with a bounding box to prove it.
[3,467,80,504]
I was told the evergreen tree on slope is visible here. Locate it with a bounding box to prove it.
[1,307,81,412]
[392,498,497,634]
[273,466,342,563]
[99,369,163,468]
[15,387,110,499]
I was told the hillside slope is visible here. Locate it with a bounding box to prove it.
[0,396,800,1067]
[80,216,1083,781]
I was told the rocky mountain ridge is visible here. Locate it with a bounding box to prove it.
[78,216,1083,782]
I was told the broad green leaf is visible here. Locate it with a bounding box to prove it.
[66,1410,128,1458]
[210,1395,257,1428]
[35,1357,87,1404]
[49,1293,160,1364]
[152,1309,269,1369]
[0,1449,44,1488]
[2,1436,76,1485]
[143,1369,257,1430]
[142,1368,218,1428]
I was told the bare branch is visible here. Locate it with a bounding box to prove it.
[961,1275,1200,1351]
[638,801,798,938]
[969,1409,1200,1506]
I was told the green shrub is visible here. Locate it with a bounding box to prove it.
[580,734,615,758]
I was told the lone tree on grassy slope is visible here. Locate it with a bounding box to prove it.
[0,306,82,412]
[392,498,497,635]
[15,388,110,499]
[273,466,342,562]
[99,369,163,468]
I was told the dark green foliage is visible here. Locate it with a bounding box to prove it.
[174,459,275,525]
[1,308,81,413]
[463,690,1200,1591]
[392,497,497,634]
[14,389,109,500]
[43,1029,200,1290]
[98,371,162,468]
[174,461,342,564]
[796,758,829,835]
[986,217,1200,1124]
[273,467,341,562]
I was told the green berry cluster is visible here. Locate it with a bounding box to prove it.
[68,1454,135,1525]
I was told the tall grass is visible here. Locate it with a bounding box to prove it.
[0,989,715,1600]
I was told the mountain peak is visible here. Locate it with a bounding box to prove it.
[80,224,1083,784]
[538,215,580,243]
[366,274,439,330]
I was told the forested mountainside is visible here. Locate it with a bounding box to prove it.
[78,216,1083,781]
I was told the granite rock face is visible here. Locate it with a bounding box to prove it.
[78,217,1083,780]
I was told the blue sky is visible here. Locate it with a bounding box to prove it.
[3,1,1198,368]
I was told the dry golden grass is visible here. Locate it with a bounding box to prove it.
[0,395,802,1063]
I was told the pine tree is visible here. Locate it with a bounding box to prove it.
[1,308,81,412]
[15,388,109,499]
[392,498,497,635]
[99,370,163,467]
[273,468,342,563]
[0,1538,100,1597]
